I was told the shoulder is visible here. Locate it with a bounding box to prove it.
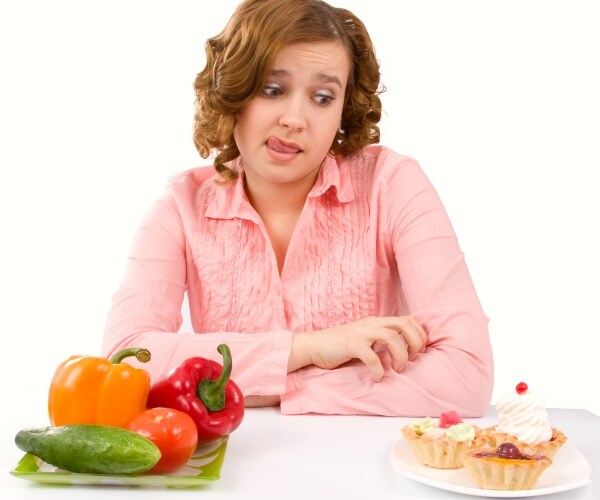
[166,164,219,191]
[342,145,429,190]
[151,164,225,222]
[344,145,421,174]
[162,164,227,206]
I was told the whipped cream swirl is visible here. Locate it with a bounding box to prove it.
[495,390,552,444]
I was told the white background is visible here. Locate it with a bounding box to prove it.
[1,0,598,436]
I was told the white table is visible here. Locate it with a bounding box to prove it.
[2,406,597,499]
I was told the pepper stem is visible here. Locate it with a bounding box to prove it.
[108,347,151,364]
[198,344,232,412]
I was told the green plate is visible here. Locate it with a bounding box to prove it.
[10,436,228,487]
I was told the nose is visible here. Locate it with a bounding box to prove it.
[278,94,307,131]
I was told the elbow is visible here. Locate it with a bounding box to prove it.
[436,321,495,417]
[466,374,494,417]
[424,344,494,417]
[459,351,494,417]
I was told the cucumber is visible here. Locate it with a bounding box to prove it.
[15,424,161,474]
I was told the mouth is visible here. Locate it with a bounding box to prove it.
[266,137,303,155]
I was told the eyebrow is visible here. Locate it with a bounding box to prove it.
[269,69,343,88]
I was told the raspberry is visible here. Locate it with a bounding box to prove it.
[439,411,462,428]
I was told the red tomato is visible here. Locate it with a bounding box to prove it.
[128,407,198,474]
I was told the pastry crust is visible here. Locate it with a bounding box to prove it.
[480,427,567,459]
[463,448,552,490]
[401,425,482,469]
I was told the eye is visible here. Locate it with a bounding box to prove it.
[262,83,283,98]
[314,91,335,107]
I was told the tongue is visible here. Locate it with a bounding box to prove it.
[267,137,300,154]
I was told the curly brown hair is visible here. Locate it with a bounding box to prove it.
[193,0,384,182]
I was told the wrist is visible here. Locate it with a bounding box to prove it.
[288,331,313,373]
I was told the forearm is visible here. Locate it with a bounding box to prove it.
[103,326,294,397]
[282,344,492,417]
[103,282,294,397]
[281,310,493,417]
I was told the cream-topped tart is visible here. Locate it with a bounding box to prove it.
[402,411,483,469]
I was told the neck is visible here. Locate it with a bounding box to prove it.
[243,170,319,217]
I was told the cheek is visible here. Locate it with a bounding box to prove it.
[233,112,252,151]
[235,102,268,141]
[234,103,252,136]
[318,113,343,145]
[232,124,241,146]
[324,101,344,133]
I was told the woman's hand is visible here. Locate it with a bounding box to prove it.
[289,316,427,381]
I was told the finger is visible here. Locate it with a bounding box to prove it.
[406,315,428,353]
[351,344,385,382]
[378,316,427,359]
[377,329,409,372]
[398,320,426,360]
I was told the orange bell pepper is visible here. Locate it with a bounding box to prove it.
[48,347,151,428]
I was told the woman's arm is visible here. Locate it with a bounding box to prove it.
[280,155,493,416]
[281,308,491,417]
[101,187,294,398]
[287,315,427,379]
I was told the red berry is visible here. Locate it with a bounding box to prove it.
[439,411,462,428]
[497,442,523,459]
[516,382,528,395]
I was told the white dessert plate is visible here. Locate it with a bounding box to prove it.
[391,438,592,498]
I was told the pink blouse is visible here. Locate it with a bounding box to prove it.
[102,146,493,416]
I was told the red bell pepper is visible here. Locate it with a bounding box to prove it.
[147,344,244,444]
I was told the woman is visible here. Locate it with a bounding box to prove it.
[102,0,493,416]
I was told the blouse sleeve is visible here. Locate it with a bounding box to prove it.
[101,186,293,397]
[280,155,494,417]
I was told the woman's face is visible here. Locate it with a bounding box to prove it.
[234,41,350,191]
